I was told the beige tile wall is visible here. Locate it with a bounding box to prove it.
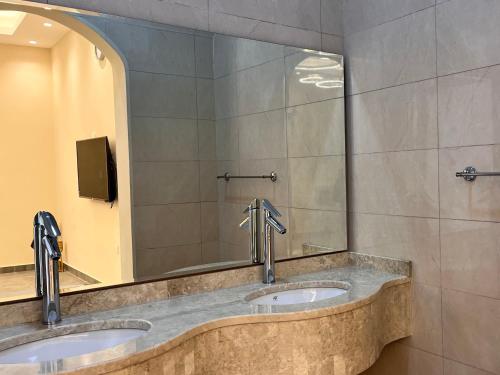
[345,0,500,373]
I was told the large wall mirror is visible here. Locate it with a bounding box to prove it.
[0,1,346,303]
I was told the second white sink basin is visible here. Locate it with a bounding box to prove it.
[0,320,151,364]
[246,281,349,306]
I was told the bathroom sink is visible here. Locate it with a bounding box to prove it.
[245,281,349,306]
[0,320,151,364]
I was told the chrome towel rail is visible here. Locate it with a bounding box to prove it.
[456,166,500,182]
[217,172,278,182]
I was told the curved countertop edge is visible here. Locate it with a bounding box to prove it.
[66,276,411,375]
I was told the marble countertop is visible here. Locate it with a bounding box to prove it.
[0,262,410,374]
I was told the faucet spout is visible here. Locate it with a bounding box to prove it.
[265,214,287,235]
[262,200,286,284]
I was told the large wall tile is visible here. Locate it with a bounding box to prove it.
[285,51,344,107]
[350,150,439,217]
[52,0,209,31]
[346,7,436,95]
[321,33,343,54]
[131,117,198,162]
[438,65,500,148]
[287,98,345,157]
[149,0,208,31]
[133,161,200,205]
[437,0,500,75]
[238,110,286,160]
[239,158,288,207]
[195,35,214,79]
[217,202,246,246]
[439,145,500,222]
[214,59,284,119]
[198,120,216,161]
[349,79,437,154]
[343,0,435,35]
[208,12,322,51]
[219,241,248,261]
[196,78,215,120]
[200,161,218,202]
[49,0,153,20]
[441,219,500,299]
[135,244,202,276]
[215,118,239,161]
[289,208,347,254]
[105,21,196,76]
[402,283,443,355]
[130,72,196,118]
[201,202,219,242]
[350,213,440,286]
[321,0,343,36]
[202,241,221,263]
[213,34,284,79]
[289,156,346,211]
[443,289,500,374]
[444,359,495,375]
[210,0,321,32]
[135,203,201,249]
[361,342,443,375]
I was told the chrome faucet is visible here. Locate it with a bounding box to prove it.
[261,199,286,284]
[240,199,286,284]
[31,211,62,325]
[239,198,261,263]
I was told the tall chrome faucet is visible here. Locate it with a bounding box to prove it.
[261,199,286,284]
[31,211,62,325]
[240,199,286,284]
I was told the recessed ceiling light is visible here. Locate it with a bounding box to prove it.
[29,40,38,45]
[0,11,26,36]
[43,22,53,27]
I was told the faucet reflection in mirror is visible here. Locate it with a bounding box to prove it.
[31,211,62,325]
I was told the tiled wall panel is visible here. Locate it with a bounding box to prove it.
[345,0,500,373]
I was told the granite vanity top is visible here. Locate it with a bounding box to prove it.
[0,259,410,374]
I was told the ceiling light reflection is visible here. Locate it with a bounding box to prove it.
[315,80,343,89]
[294,56,342,72]
[299,74,323,84]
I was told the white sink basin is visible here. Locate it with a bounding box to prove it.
[0,320,150,364]
[246,281,349,306]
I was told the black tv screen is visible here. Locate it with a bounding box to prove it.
[76,137,117,202]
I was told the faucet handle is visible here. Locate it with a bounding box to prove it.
[261,199,281,217]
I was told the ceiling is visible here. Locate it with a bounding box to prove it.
[0,11,69,48]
